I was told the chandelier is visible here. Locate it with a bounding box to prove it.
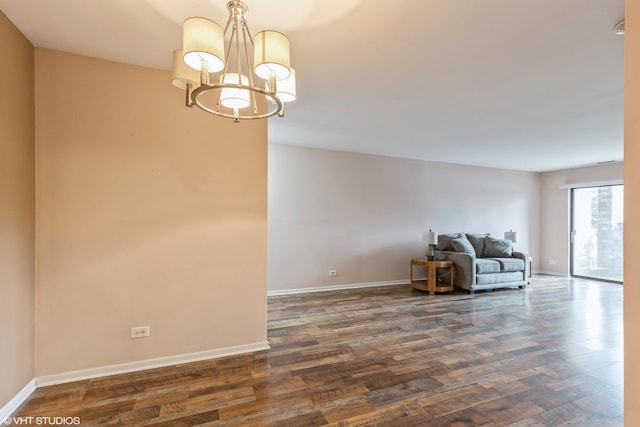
[171,0,296,122]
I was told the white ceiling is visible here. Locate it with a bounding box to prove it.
[0,0,625,172]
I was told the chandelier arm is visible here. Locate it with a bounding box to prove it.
[243,18,254,47]
[241,24,252,87]
[236,21,242,85]
[222,22,236,77]
[218,14,234,79]
[185,82,193,107]
[239,22,259,114]
[191,83,283,120]
[222,16,231,36]
[215,15,236,115]
[240,4,256,115]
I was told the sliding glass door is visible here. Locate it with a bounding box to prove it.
[570,185,623,283]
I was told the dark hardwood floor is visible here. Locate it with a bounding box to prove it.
[13,275,623,426]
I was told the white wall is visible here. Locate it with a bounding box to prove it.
[268,144,540,292]
[539,162,623,276]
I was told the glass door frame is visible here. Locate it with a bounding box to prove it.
[570,184,623,284]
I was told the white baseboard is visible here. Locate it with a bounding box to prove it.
[267,280,408,296]
[535,270,569,277]
[36,341,270,387]
[0,379,36,424]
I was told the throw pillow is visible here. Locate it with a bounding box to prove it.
[436,233,463,251]
[466,233,489,257]
[451,236,476,255]
[484,236,513,257]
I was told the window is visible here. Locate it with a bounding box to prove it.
[571,185,623,283]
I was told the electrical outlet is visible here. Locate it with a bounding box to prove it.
[130,326,150,339]
[548,259,557,265]
[329,270,337,277]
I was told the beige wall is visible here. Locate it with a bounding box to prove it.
[0,11,35,408]
[539,162,623,276]
[34,49,268,376]
[625,0,639,423]
[268,144,540,291]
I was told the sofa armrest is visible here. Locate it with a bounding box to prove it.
[434,250,475,287]
[512,251,529,280]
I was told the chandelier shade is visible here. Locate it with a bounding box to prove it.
[171,49,200,90]
[172,1,295,122]
[220,73,250,109]
[272,68,296,103]
[253,31,291,80]
[182,17,225,73]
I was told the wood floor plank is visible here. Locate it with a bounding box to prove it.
[324,401,432,427]
[12,275,623,426]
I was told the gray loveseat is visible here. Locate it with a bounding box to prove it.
[434,232,529,292]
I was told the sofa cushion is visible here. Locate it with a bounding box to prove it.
[436,233,462,251]
[451,236,475,255]
[484,236,513,257]
[476,271,524,285]
[489,257,525,272]
[476,258,500,274]
[466,233,489,257]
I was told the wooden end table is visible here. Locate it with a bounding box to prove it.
[410,258,454,294]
